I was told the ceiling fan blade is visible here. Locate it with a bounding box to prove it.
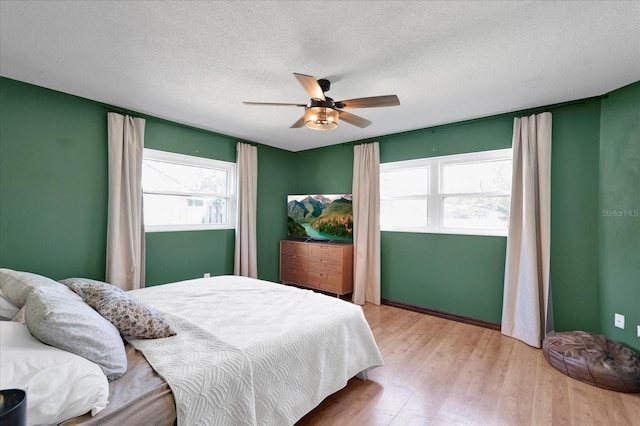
[294,73,325,101]
[336,95,400,109]
[338,110,372,128]
[243,102,307,107]
[290,115,306,128]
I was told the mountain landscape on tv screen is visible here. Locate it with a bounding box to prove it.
[287,195,353,240]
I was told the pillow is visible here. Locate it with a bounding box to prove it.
[61,278,176,339]
[0,268,70,307]
[1,289,20,318]
[25,286,127,380]
[0,322,109,425]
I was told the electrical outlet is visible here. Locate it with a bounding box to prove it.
[637,325,640,338]
[614,313,625,329]
[204,273,210,278]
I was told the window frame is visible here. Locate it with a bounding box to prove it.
[380,148,512,237]
[142,148,236,233]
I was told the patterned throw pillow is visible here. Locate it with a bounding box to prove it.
[60,278,176,339]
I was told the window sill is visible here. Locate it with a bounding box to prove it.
[145,224,235,233]
[381,227,507,237]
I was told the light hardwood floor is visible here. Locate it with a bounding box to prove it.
[297,303,640,426]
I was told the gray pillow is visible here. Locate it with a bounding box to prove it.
[25,286,127,381]
[61,278,176,339]
[0,268,70,307]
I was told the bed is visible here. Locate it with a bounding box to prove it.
[0,270,383,426]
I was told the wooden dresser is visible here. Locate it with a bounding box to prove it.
[280,240,354,296]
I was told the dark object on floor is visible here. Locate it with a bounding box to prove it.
[0,389,27,426]
[543,331,640,393]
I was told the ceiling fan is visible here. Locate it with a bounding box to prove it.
[243,73,400,130]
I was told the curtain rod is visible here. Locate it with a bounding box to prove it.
[342,96,596,147]
[102,104,257,145]
[103,104,145,118]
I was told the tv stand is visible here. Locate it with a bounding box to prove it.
[280,240,353,296]
[304,237,335,244]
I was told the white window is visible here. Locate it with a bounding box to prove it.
[142,149,236,232]
[380,149,512,236]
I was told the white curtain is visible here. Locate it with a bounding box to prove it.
[352,142,381,305]
[501,112,553,348]
[234,142,258,278]
[106,113,146,291]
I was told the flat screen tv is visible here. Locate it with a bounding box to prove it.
[287,194,353,242]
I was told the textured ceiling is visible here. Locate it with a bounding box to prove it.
[1,1,639,152]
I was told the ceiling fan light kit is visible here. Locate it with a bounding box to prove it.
[244,73,400,131]
[304,107,338,130]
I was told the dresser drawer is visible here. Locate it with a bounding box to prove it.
[281,241,309,256]
[280,240,353,296]
[280,265,306,284]
[305,257,343,275]
[307,271,342,292]
[308,244,343,260]
[281,253,306,269]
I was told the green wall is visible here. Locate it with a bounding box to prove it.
[145,230,235,286]
[294,105,601,327]
[598,81,640,351]
[549,101,601,333]
[0,78,108,280]
[144,117,295,284]
[293,143,355,194]
[142,118,237,286]
[379,117,513,324]
[1,75,636,350]
[256,144,296,282]
[0,77,294,286]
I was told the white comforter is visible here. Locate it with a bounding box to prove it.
[126,275,383,426]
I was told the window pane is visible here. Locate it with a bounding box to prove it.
[144,194,228,225]
[442,196,510,229]
[441,159,511,194]
[380,168,429,198]
[381,199,428,228]
[143,160,228,194]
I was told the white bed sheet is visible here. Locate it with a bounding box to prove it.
[127,275,383,426]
